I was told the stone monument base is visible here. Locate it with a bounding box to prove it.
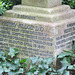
[0,4,75,59]
[0,16,75,58]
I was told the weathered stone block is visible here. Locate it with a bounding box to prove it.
[22,0,62,8]
[13,5,70,14]
[0,17,75,59]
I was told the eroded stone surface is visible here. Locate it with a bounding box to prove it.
[0,16,75,58]
[22,0,62,8]
[13,5,70,14]
[0,17,54,58]
[3,9,75,22]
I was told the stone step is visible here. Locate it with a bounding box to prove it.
[3,9,75,22]
[1,16,75,24]
[0,16,54,26]
[13,5,70,14]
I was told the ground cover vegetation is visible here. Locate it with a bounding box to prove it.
[0,0,21,15]
[62,0,75,9]
[0,47,75,75]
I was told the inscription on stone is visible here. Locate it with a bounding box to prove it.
[1,20,53,58]
[56,22,75,49]
[17,14,36,20]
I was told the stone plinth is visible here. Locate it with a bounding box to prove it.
[0,0,75,59]
[22,0,62,8]
[0,16,75,58]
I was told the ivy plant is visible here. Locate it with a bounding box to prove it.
[0,0,6,15]
[62,0,75,9]
[57,50,75,75]
[26,57,58,75]
[0,48,24,75]
[0,47,75,75]
[0,0,12,15]
[0,48,57,75]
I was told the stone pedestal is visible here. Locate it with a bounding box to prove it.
[0,0,75,59]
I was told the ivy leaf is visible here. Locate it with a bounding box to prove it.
[63,50,73,53]
[43,59,47,63]
[19,58,27,64]
[43,64,48,69]
[8,72,17,75]
[8,48,19,58]
[64,71,69,75]
[31,57,38,64]
[3,67,10,72]
[47,57,54,64]
[21,64,27,68]
[47,68,52,72]
[60,58,70,67]
[37,58,43,63]
[17,68,24,74]
[2,63,10,72]
[0,66,3,74]
[0,52,5,57]
[30,65,36,72]
[57,57,71,74]
[13,59,21,67]
[73,64,75,70]
[51,68,56,72]
[39,70,47,75]
[50,73,58,75]
[39,73,45,75]
[73,54,75,57]
[14,59,21,66]
[0,56,6,61]
[34,70,39,75]
[57,67,66,74]
[72,44,75,50]
[68,65,73,69]
[0,51,6,60]
[58,52,72,59]
[38,64,43,68]
[26,72,33,75]
[26,58,30,65]
[6,61,12,67]
[9,64,18,70]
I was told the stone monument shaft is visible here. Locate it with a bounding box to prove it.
[22,0,62,8]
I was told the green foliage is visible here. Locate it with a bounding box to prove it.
[0,48,57,75]
[26,57,58,75]
[0,0,21,15]
[2,0,21,9]
[0,0,12,15]
[0,47,75,75]
[0,0,6,15]
[62,0,75,9]
[57,50,75,75]
[0,48,24,75]
[8,48,19,58]
[72,40,75,50]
